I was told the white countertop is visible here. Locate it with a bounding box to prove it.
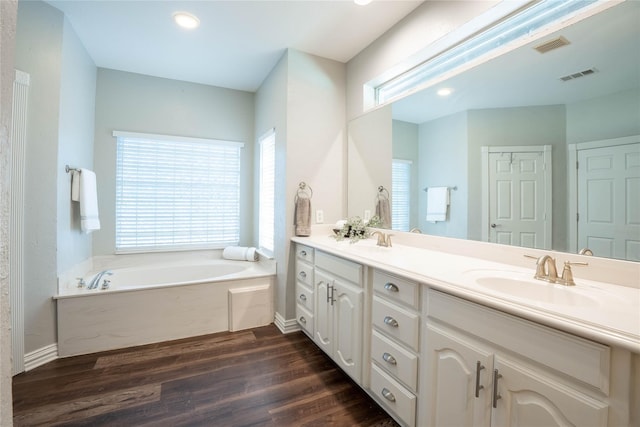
[292,233,640,353]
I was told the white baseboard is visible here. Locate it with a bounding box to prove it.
[274,312,301,334]
[24,343,58,372]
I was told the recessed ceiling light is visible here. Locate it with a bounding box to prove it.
[354,0,372,5]
[173,12,200,30]
[437,88,453,97]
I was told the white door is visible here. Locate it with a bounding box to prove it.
[333,279,363,382]
[314,270,333,354]
[487,148,551,249]
[577,143,640,261]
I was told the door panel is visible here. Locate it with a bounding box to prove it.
[314,270,332,353]
[333,280,363,382]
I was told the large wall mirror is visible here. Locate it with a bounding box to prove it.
[347,1,640,261]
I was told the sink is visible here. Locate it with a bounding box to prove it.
[463,269,600,307]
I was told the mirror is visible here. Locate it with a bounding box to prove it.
[347,1,640,261]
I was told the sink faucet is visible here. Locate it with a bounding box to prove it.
[88,270,112,290]
[371,231,393,247]
[525,255,558,283]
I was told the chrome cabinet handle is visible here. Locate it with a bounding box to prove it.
[492,369,502,408]
[299,271,307,279]
[475,361,485,398]
[300,250,307,256]
[381,388,396,402]
[299,294,307,302]
[383,316,399,328]
[382,352,397,365]
[327,282,336,305]
[299,316,306,324]
[384,282,399,292]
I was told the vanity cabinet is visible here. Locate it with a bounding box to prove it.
[313,251,364,383]
[295,244,315,337]
[423,289,610,427]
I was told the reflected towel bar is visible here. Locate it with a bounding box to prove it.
[65,165,81,174]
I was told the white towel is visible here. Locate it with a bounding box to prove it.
[223,246,259,262]
[71,171,81,201]
[426,186,449,223]
[76,168,101,233]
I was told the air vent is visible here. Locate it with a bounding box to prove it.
[559,68,598,82]
[534,36,570,53]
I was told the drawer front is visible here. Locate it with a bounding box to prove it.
[296,244,314,263]
[296,304,314,337]
[370,363,416,427]
[295,282,314,312]
[373,270,419,309]
[427,290,611,394]
[373,296,420,351]
[295,260,314,287]
[371,330,418,391]
[315,251,362,285]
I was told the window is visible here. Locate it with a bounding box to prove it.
[258,129,276,254]
[392,159,411,231]
[114,131,243,252]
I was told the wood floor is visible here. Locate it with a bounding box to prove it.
[12,325,399,427]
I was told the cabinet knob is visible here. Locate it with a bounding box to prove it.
[382,352,397,365]
[383,316,399,328]
[384,282,399,292]
[299,294,307,302]
[381,388,396,402]
[300,250,307,256]
[299,271,307,279]
[299,316,307,324]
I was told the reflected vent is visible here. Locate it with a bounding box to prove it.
[559,68,598,82]
[534,36,570,53]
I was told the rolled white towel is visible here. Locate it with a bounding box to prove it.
[222,246,259,262]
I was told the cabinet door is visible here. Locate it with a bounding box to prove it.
[491,357,609,427]
[333,279,363,382]
[425,324,493,427]
[314,271,333,354]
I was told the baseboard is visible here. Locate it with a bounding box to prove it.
[274,312,301,334]
[24,343,58,372]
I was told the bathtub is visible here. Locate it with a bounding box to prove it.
[55,256,276,357]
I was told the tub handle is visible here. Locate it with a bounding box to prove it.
[76,277,86,288]
[101,279,110,290]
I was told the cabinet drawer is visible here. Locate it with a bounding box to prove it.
[370,363,416,427]
[296,304,314,337]
[315,251,362,285]
[373,270,419,309]
[373,296,420,351]
[296,244,314,263]
[427,290,611,394]
[371,330,418,391]
[295,260,314,287]
[295,282,314,312]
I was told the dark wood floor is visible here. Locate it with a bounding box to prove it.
[13,325,399,427]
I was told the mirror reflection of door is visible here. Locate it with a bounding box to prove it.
[483,146,552,249]
[577,142,640,261]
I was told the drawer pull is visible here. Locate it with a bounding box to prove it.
[382,352,397,365]
[381,387,396,402]
[300,250,307,256]
[384,282,399,292]
[475,361,485,398]
[299,294,307,302]
[299,316,307,324]
[383,316,399,328]
[299,271,307,279]
[492,369,502,408]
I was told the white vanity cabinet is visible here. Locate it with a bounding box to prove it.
[295,244,315,337]
[422,289,610,427]
[313,250,364,383]
[370,270,420,427]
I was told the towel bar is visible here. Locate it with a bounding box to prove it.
[65,165,81,174]
[296,182,313,199]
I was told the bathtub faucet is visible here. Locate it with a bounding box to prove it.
[88,270,113,290]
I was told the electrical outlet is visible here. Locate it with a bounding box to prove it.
[315,209,324,224]
[364,210,371,222]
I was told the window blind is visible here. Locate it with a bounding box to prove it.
[392,159,411,231]
[114,132,243,252]
[258,129,276,254]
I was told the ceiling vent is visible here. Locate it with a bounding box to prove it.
[534,36,570,53]
[559,68,598,82]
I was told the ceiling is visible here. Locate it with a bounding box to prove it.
[45,0,424,92]
[392,0,640,124]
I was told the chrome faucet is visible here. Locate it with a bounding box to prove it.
[88,270,112,290]
[371,231,393,247]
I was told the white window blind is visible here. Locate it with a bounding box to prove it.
[258,129,276,254]
[114,131,243,252]
[392,159,411,231]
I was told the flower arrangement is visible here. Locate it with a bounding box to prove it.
[332,215,382,243]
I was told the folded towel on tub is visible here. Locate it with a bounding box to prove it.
[223,246,259,261]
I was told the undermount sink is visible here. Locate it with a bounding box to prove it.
[463,269,600,307]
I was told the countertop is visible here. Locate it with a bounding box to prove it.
[292,233,640,353]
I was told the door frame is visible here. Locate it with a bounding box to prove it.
[567,134,640,254]
[481,145,552,247]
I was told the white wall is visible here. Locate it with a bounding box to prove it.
[0,0,17,420]
[92,68,255,256]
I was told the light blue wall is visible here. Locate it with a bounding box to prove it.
[92,68,255,256]
[393,120,419,229]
